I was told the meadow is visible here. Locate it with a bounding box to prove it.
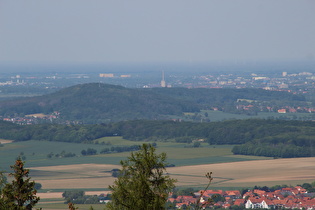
[164,110,315,122]
[0,137,269,170]
[199,110,315,121]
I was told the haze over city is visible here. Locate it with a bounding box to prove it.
[0,0,314,73]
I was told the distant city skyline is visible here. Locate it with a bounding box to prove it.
[0,1,314,67]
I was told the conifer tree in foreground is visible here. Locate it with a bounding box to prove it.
[1,157,40,210]
[0,171,8,209]
[107,144,176,210]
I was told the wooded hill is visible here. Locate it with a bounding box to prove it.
[1,119,315,158]
[0,83,307,123]
[0,83,198,123]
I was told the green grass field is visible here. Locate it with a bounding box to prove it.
[0,137,271,171]
[0,136,273,193]
[201,110,315,121]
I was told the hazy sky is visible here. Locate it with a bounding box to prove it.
[0,1,314,66]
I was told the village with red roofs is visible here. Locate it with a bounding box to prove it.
[167,185,315,209]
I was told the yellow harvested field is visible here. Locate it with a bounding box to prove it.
[37,192,63,199]
[39,177,116,189]
[30,164,118,189]
[25,113,47,118]
[31,158,315,199]
[85,191,111,196]
[0,139,13,144]
[167,157,315,188]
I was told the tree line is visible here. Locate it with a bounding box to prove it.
[1,119,315,158]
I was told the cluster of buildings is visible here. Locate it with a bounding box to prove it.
[1,70,315,94]
[168,186,315,209]
[185,71,315,94]
[235,104,315,114]
[0,75,26,86]
[99,73,131,78]
[1,111,60,125]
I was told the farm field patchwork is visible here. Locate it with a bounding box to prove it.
[28,157,315,191]
[166,157,315,188]
[1,137,315,208]
[28,157,315,209]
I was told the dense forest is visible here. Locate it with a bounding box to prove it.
[0,83,198,123]
[0,83,308,123]
[150,87,305,109]
[1,119,315,158]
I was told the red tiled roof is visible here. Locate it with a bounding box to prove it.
[199,190,225,195]
[253,189,267,196]
[225,190,241,196]
[248,198,265,204]
[234,199,245,206]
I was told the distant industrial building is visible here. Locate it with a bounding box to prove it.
[120,75,131,78]
[99,73,114,78]
[252,76,268,80]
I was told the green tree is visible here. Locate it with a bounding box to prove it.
[107,144,176,210]
[0,171,8,209]
[193,141,201,148]
[34,183,42,190]
[62,190,85,203]
[211,193,225,203]
[1,157,40,210]
[0,171,7,190]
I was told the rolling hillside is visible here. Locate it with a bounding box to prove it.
[0,83,307,123]
[0,83,198,122]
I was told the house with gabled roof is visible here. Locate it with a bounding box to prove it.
[167,185,315,209]
[225,190,241,199]
[253,189,267,196]
[174,195,196,204]
[295,186,307,194]
[175,202,190,209]
[245,198,269,209]
[199,189,225,197]
[243,191,255,199]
